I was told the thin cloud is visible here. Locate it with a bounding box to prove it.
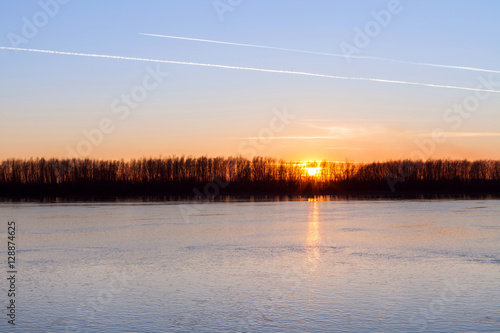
[1,46,500,94]
[304,123,353,132]
[225,135,370,141]
[437,132,500,138]
[410,131,500,138]
[140,33,500,75]
[225,136,335,140]
[325,147,363,150]
[302,123,380,139]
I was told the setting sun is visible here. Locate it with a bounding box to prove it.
[306,167,321,177]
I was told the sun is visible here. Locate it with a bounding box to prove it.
[306,167,320,177]
[300,161,322,177]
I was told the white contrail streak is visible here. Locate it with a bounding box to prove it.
[140,33,500,75]
[1,46,499,94]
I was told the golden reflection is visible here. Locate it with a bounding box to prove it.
[306,198,321,273]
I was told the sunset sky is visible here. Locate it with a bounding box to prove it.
[1,1,499,162]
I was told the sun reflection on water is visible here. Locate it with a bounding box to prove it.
[306,198,321,273]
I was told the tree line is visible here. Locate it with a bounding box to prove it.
[0,157,499,197]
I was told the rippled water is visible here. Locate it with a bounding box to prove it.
[2,198,500,332]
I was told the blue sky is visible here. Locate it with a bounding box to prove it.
[1,0,499,161]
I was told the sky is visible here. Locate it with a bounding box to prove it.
[1,0,499,162]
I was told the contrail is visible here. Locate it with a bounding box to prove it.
[140,33,500,75]
[1,46,500,94]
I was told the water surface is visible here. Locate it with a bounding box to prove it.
[2,198,500,332]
